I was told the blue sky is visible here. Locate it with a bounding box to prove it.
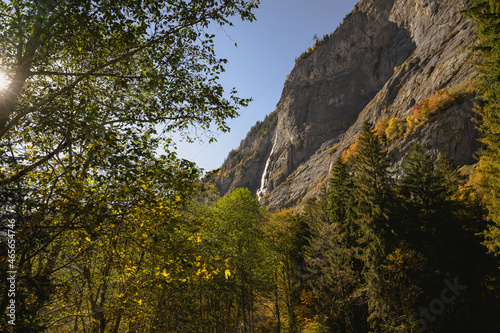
[172,0,360,172]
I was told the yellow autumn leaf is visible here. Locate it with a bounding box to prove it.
[160,269,170,279]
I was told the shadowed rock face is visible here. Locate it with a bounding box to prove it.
[213,0,480,210]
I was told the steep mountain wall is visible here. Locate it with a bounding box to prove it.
[212,0,481,210]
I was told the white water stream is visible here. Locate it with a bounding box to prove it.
[257,133,278,200]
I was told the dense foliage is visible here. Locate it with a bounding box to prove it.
[301,123,499,332]
[0,0,258,331]
[124,123,497,333]
[464,0,500,255]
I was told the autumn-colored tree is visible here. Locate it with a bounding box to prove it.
[374,117,389,143]
[200,188,271,333]
[265,209,306,333]
[385,117,405,141]
[464,0,500,255]
[341,135,361,163]
[0,0,259,331]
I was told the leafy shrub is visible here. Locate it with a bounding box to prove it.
[385,118,406,141]
[341,134,361,163]
[302,320,330,333]
[374,117,389,140]
[407,88,469,133]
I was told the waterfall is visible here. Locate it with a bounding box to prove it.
[257,133,277,200]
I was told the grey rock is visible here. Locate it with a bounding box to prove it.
[213,0,481,210]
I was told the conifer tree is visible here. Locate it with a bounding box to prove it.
[327,159,357,246]
[400,145,451,253]
[304,159,367,333]
[402,144,441,206]
[351,121,392,263]
[464,0,500,254]
[400,146,470,277]
[400,146,499,332]
[351,121,393,329]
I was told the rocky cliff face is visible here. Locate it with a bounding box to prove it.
[212,0,481,210]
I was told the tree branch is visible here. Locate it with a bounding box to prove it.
[0,9,217,140]
[0,138,69,186]
[29,70,173,79]
[102,114,199,126]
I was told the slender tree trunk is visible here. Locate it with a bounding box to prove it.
[112,308,123,333]
[274,270,281,333]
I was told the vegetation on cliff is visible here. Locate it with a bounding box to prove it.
[342,85,474,162]
[217,109,278,179]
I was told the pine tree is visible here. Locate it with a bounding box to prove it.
[402,144,441,206]
[304,159,367,333]
[464,0,500,255]
[327,159,358,247]
[400,146,467,276]
[351,121,394,329]
[351,122,392,264]
[400,146,500,332]
[400,145,450,250]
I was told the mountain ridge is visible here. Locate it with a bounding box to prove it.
[211,0,481,210]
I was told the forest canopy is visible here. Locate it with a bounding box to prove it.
[0,0,258,331]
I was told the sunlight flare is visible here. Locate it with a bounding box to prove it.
[0,71,9,90]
